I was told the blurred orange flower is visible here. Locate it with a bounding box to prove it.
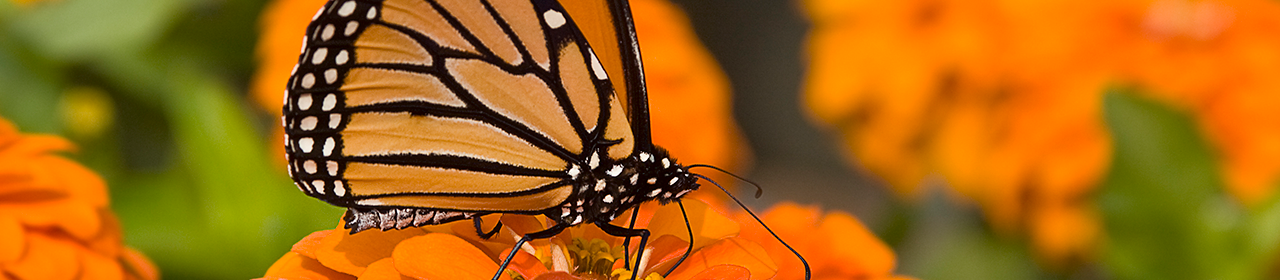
[259,199,783,280]
[803,0,1280,266]
[250,0,749,202]
[735,202,912,280]
[0,118,158,280]
[8,0,50,7]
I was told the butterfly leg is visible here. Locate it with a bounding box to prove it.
[622,207,640,267]
[492,223,568,280]
[664,200,693,277]
[473,216,504,240]
[596,221,650,280]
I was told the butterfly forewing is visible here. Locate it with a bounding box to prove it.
[284,0,635,216]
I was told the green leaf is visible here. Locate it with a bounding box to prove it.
[0,29,63,133]
[1099,90,1278,280]
[898,195,1047,280]
[97,50,339,279]
[158,69,339,279]
[8,0,187,60]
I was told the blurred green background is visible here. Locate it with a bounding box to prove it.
[3,0,1280,279]
[0,0,340,278]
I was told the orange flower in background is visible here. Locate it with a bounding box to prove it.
[259,199,782,280]
[803,0,1280,266]
[735,202,912,280]
[0,118,158,280]
[251,0,329,168]
[1126,0,1280,206]
[250,0,750,202]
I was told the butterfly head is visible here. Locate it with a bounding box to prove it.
[631,148,700,205]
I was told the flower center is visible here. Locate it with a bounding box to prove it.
[506,237,665,280]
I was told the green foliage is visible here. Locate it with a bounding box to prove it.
[1099,90,1280,280]
[0,0,340,278]
[6,0,1280,278]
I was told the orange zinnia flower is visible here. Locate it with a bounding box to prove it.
[0,118,158,280]
[250,0,749,202]
[735,202,912,280]
[802,0,1280,266]
[259,199,784,280]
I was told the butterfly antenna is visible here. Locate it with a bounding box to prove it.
[692,174,811,280]
[687,164,763,198]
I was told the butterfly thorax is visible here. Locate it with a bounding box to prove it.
[549,147,699,226]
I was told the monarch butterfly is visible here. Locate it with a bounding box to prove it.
[282,0,807,278]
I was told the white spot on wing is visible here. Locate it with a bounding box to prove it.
[366,7,377,19]
[297,93,313,110]
[300,116,318,130]
[345,21,359,36]
[602,195,614,203]
[335,50,349,65]
[322,94,337,111]
[568,165,581,179]
[299,137,314,153]
[312,48,328,64]
[543,10,566,29]
[323,137,336,156]
[313,180,326,194]
[329,113,342,128]
[334,181,346,196]
[322,24,335,41]
[337,1,356,17]
[303,160,317,174]
[301,73,316,89]
[327,161,339,176]
[607,165,622,177]
[647,189,661,197]
[589,49,607,80]
[324,69,338,84]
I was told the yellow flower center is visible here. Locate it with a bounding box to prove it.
[506,237,665,280]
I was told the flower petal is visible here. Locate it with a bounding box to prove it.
[647,199,737,250]
[629,234,690,276]
[666,237,776,280]
[81,250,125,280]
[685,264,751,280]
[499,248,548,280]
[530,271,584,280]
[3,234,81,280]
[357,258,412,280]
[737,203,821,280]
[392,233,511,280]
[263,251,355,280]
[0,215,24,263]
[819,212,896,277]
[447,215,529,255]
[295,230,335,259]
[316,226,429,275]
[120,247,159,280]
